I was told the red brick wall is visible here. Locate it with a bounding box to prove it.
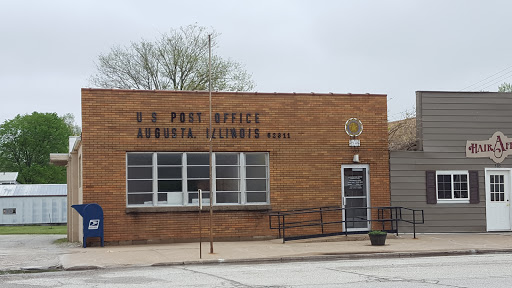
[81,89,389,244]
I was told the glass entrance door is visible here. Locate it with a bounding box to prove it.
[342,164,370,232]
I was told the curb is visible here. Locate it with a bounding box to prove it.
[85,248,512,270]
[4,248,512,273]
[0,265,62,275]
[64,265,102,271]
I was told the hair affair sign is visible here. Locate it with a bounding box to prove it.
[466,131,512,163]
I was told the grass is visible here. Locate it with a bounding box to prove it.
[52,237,69,244]
[0,225,67,235]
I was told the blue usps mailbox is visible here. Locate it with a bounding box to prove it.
[71,203,104,248]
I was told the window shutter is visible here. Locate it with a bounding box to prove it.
[426,170,437,204]
[469,170,479,204]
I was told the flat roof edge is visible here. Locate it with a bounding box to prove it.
[50,153,68,166]
[81,88,387,97]
[416,90,512,94]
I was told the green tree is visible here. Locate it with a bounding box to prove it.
[0,112,74,184]
[498,82,512,92]
[90,24,255,92]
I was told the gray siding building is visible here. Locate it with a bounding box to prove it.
[391,91,512,232]
[0,184,67,225]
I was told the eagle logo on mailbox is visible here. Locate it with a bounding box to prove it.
[88,219,100,230]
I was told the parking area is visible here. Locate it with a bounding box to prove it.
[0,235,77,271]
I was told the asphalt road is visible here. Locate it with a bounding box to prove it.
[1,253,512,287]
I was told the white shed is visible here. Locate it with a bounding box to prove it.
[0,172,18,185]
[0,184,67,225]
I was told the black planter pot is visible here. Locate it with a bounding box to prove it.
[369,233,387,246]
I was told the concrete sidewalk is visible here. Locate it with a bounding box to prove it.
[3,233,512,272]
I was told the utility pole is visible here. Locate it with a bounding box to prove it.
[208,34,214,254]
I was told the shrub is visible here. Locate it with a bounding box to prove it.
[368,230,387,236]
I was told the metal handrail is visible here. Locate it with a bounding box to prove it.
[269,206,424,243]
[399,207,425,239]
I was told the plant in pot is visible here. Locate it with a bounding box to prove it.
[368,230,387,246]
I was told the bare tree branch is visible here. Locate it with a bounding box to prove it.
[388,109,417,151]
[90,24,255,92]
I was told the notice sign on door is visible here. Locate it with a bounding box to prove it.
[344,168,366,197]
[347,176,363,190]
[88,219,100,230]
[345,175,365,196]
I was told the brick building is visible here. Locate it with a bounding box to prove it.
[60,88,389,245]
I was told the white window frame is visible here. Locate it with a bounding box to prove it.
[436,170,470,204]
[126,152,269,207]
[156,152,184,205]
[213,153,241,205]
[244,152,270,204]
[126,152,154,206]
[185,152,210,206]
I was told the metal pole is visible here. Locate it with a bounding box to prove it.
[413,210,417,239]
[343,207,347,237]
[320,208,324,234]
[395,207,399,236]
[199,189,202,259]
[278,213,282,239]
[282,215,286,243]
[208,34,214,254]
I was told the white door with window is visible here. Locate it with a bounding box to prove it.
[341,164,370,232]
[485,168,512,231]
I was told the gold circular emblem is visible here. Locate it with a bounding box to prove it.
[345,118,363,137]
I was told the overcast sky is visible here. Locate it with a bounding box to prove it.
[1,0,511,125]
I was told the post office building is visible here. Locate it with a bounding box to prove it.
[61,89,390,245]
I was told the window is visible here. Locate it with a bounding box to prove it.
[158,153,183,205]
[216,153,240,204]
[3,208,16,215]
[489,174,505,202]
[126,152,269,207]
[186,153,210,205]
[436,171,469,203]
[245,153,269,203]
[127,153,153,205]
